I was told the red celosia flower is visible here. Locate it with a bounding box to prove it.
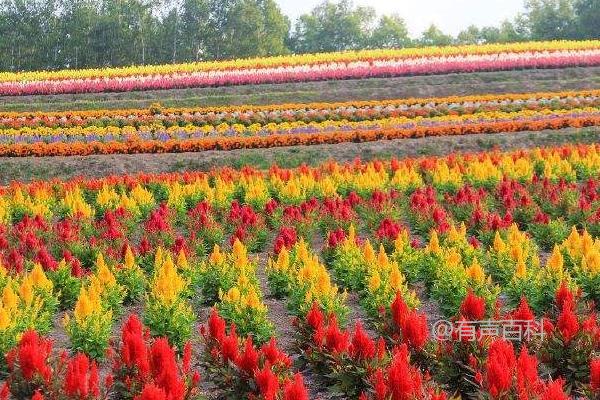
[9,330,53,384]
[327,228,347,248]
[120,315,150,379]
[192,371,201,387]
[590,358,600,392]
[391,292,409,328]
[306,303,325,331]
[582,314,600,345]
[590,358,600,393]
[220,325,239,363]
[541,379,569,400]
[254,362,279,400]
[182,342,192,375]
[485,339,516,398]
[386,345,423,400]
[236,337,259,375]
[371,368,388,400]
[0,383,9,400]
[324,317,349,355]
[274,226,298,254]
[134,384,167,400]
[265,199,278,215]
[207,308,226,343]
[283,374,309,400]
[460,290,486,320]
[401,310,429,351]
[261,338,291,367]
[64,353,100,399]
[555,282,574,311]
[516,347,543,397]
[376,219,403,242]
[512,297,535,322]
[557,305,580,343]
[149,338,185,400]
[349,322,376,362]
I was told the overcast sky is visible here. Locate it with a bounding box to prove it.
[277,0,526,37]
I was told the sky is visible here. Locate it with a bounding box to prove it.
[277,0,526,37]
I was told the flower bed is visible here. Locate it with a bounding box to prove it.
[0,143,598,398]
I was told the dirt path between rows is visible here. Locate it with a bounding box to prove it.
[0,127,597,185]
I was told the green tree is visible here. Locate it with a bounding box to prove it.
[292,0,376,53]
[369,14,411,48]
[524,0,577,40]
[456,25,482,44]
[419,24,453,46]
[574,0,600,39]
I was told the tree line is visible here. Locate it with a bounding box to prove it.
[0,0,598,72]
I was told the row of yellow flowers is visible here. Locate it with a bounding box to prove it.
[1,40,598,83]
[1,107,597,139]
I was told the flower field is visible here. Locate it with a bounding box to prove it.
[0,143,599,399]
[0,89,599,157]
[0,41,599,96]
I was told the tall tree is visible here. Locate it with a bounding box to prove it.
[369,14,411,48]
[524,0,577,40]
[291,0,376,53]
[456,25,482,44]
[419,24,453,46]
[574,0,600,39]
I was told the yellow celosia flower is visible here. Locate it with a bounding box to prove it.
[244,287,263,310]
[515,257,527,278]
[466,259,486,283]
[74,287,99,323]
[375,245,388,269]
[232,239,248,263]
[124,246,136,269]
[389,266,404,290]
[151,254,187,306]
[30,263,53,292]
[2,284,18,310]
[96,254,116,287]
[547,246,564,272]
[427,231,441,254]
[368,271,381,291]
[19,277,35,306]
[493,232,506,253]
[582,248,600,274]
[154,247,165,271]
[445,249,462,269]
[0,305,10,330]
[209,244,226,265]
[270,246,290,272]
[223,287,241,303]
[177,249,189,270]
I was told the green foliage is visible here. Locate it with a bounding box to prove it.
[47,263,81,310]
[144,299,195,350]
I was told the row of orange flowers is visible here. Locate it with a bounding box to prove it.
[0,113,596,157]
